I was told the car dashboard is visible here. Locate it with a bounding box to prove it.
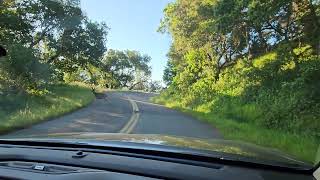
[0,142,314,180]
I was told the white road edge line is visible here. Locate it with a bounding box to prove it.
[119,97,140,134]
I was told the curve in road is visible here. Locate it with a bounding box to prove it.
[3,91,221,139]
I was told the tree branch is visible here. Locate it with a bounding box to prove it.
[47,53,60,64]
[30,25,53,47]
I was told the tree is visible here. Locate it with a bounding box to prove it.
[28,0,83,48]
[159,0,245,81]
[47,20,108,72]
[0,43,50,94]
[163,60,176,86]
[148,80,163,92]
[0,0,34,45]
[0,0,109,94]
[158,0,320,137]
[102,49,151,89]
[159,0,320,83]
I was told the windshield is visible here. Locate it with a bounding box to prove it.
[0,0,319,169]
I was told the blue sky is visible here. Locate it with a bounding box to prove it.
[80,0,172,81]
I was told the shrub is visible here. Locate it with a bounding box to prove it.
[159,46,320,137]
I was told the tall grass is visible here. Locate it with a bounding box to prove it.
[152,49,320,164]
[0,84,95,134]
[152,94,319,164]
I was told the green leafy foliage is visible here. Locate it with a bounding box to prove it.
[0,0,109,94]
[102,49,151,89]
[0,0,153,94]
[0,0,154,135]
[0,43,51,94]
[157,0,320,162]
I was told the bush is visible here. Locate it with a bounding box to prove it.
[157,46,320,137]
[152,46,320,162]
[0,43,51,94]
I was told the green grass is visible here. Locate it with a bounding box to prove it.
[152,95,319,164]
[0,84,95,134]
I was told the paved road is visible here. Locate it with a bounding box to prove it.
[3,91,220,139]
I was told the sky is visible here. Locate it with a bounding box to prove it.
[80,0,172,81]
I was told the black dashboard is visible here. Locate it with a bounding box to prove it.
[0,143,314,180]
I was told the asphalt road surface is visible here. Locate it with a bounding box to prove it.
[3,91,221,139]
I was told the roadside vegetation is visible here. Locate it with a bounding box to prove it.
[154,0,320,163]
[0,0,158,133]
[0,84,94,134]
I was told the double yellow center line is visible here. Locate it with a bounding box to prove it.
[119,97,140,134]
